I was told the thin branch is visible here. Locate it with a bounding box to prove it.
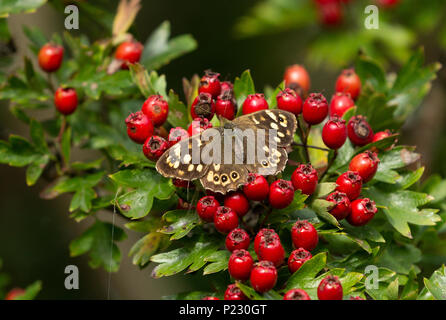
[320,149,338,180]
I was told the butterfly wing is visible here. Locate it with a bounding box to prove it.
[200,164,249,194]
[155,131,213,180]
[232,109,297,147]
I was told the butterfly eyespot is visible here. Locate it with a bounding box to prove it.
[221,175,228,182]
[231,172,238,179]
[262,160,268,167]
[213,175,219,182]
[279,116,285,122]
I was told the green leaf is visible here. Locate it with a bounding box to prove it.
[159,210,200,240]
[110,169,174,219]
[423,265,446,300]
[150,237,220,278]
[30,119,48,153]
[129,64,167,97]
[234,70,255,116]
[285,252,327,291]
[377,244,421,275]
[363,186,440,238]
[25,154,49,186]
[0,0,47,17]
[141,21,197,71]
[70,220,127,272]
[311,199,340,228]
[203,250,231,275]
[374,147,420,184]
[129,232,166,267]
[355,54,387,92]
[0,135,40,167]
[14,281,42,300]
[312,182,337,199]
[167,89,189,128]
[237,282,281,300]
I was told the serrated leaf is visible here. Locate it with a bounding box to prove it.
[129,232,165,267]
[141,21,197,70]
[285,252,327,291]
[167,89,189,128]
[423,265,446,300]
[237,282,281,300]
[203,250,230,275]
[159,210,200,240]
[70,220,126,272]
[311,199,340,227]
[234,70,255,117]
[150,237,220,278]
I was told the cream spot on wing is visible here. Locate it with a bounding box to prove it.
[183,154,192,164]
[274,137,281,143]
[173,161,180,169]
[266,110,277,121]
[178,170,184,175]
[214,164,221,171]
[280,121,287,127]
[260,116,266,121]
[271,122,279,130]
[263,145,269,152]
[207,171,214,182]
[278,132,285,138]
[197,164,203,172]
[253,117,260,124]
[188,164,194,171]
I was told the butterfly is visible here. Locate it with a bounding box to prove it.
[156,109,297,194]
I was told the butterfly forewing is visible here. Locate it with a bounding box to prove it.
[155,109,297,194]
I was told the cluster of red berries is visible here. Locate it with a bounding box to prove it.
[312,0,400,26]
[38,43,79,116]
[38,40,144,117]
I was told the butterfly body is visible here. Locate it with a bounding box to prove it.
[156,109,297,194]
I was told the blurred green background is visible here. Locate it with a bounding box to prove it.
[1,0,445,299]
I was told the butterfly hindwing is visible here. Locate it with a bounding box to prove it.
[200,164,249,194]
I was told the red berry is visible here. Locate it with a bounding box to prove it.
[336,68,361,100]
[322,116,347,150]
[224,284,247,300]
[372,130,392,143]
[199,71,221,99]
[220,81,234,94]
[202,296,219,300]
[317,275,343,300]
[276,88,303,116]
[196,196,220,222]
[254,228,275,254]
[326,191,351,220]
[38,43,64,72]
[191,92,215,120]
[141,95,169,127]
[242,93,269,115]
[329,92,355,117]
[167,127,189,147]
[283,289,311,300]
[302,93,328,125]
[142,135,169,161]
[243,173,269,201]
[257,230,285,267]
[291,164,318,195]
[228,249,254,280]
[347,198,377,226]
[291,220,319,251]
[125,111,154,144]
[215,91,236,120]
[54,87,78,115]
[214,206,239,233]
[115,41,143,69]
[288,248,312,273]
[187,117,212,136]
[336,171,363,200]
[269,179,294,209]
[250,261,277,293]
[284,64,310,95]
[4,288,26,300]
[317,0,343,26]
[225,228,250,252]
[349,151,380,183]
[347,115,374,146]
[224,191,250,217]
